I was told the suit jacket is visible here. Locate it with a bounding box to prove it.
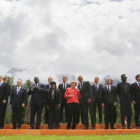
[10,86,27,108]
[28,83,45,106]
[101,85,117,105]
[78,81,93,104]
[46,88,61,105]
[0,82,9,103]
[92,84,102,101]
[46,84,51,90]
[131,82,140,104]
[58,83,71,100]
[65,87,81,104]
[117,82,132,116]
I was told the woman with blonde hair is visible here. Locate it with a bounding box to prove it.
[65,81,81,129]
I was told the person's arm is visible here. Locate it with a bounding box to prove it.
[131,84,135,104]
[101,87,104,107]
[117,83,120,99]
[28,85,33,95]
[64,89,70,99]
[87,82,92,100]
[78,90,81,99]
[10,88,14,106]
[114,86,117,107]
[4,83,9,101]
[23,88,27,105]
[58,90,61,105]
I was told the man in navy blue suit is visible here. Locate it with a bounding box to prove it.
[28,77,45,129]
[10,79,27,129]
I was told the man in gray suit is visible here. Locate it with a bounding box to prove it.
[78,75,94,129]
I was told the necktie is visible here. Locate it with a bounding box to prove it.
[81,83,83,90]
[139,83,140,88]
[96,83,98,90]
[52,91,54,99]
[17,87,20,95]
[108,85,110,92]
[64,83,66,90]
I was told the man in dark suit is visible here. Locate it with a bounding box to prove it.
[117,74,132,129]
[44,77,53,124]
[78,75,94,129]
[10,79,27,129]
[101,78,117,129]
[131,74,140,129]
[3,77,11,119]
[46,81,61,129]
[0,76,9,129]
[28,77,45,129]
[92,77,102,126]
[58,76,71,123]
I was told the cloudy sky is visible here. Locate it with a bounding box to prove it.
[0,0,140,83]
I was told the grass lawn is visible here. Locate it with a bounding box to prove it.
[0,135,140,140]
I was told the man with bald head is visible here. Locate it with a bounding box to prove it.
[10,79,27,129]
[28,77,45,129]
[0,75,9,129]
[78,75,94,129]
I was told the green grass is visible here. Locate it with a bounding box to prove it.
[0,135,140,140]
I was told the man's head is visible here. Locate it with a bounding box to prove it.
[0,76,3,82]
[62,76,67,83]
[110,78,114,85]
[106,78,111,85]
[48,77,53,84]
[17,79,22,87]
[3,77,7,82]
[94,77,99,83]
[121,74,127,83]
[78,75,83,83]
[34,77,39,83]
[50,81,56,89]
[135,74,140,82]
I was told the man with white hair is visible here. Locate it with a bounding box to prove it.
[10,79,27,129]
[0,75,9,129]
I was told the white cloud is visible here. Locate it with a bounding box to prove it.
[0,0,140,84]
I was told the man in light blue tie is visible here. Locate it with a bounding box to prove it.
[10,79,27,129]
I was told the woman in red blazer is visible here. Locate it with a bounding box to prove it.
[65,81,81,129]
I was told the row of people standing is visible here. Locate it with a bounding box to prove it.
[0,74,140,130]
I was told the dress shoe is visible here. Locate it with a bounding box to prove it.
[128,127,132,129]
[11,127,16,129]
[104,126,109,129]
[30,127,34,129]
[122,126,125,129]
[91,127,95,130]
[111,127,115,129]
[84,126,88,130]
[17,126,21,129]
[36,127,40,129]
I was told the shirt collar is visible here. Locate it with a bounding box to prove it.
[17,86,21,89]
[137,82,140,86]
